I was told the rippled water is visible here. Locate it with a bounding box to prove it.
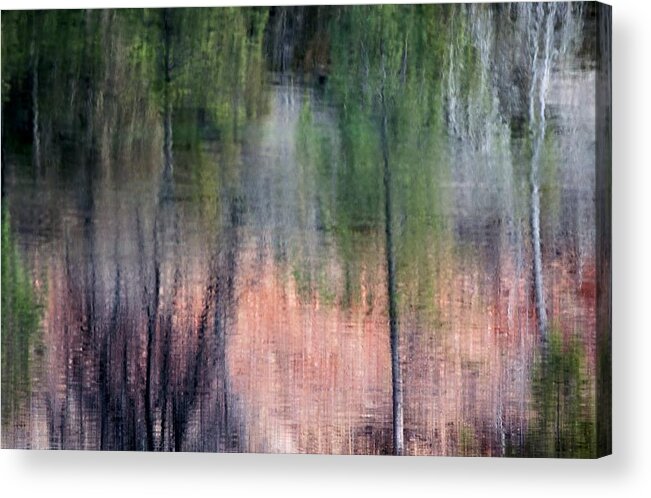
[1,4,609,456]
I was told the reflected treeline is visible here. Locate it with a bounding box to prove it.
[2,7,267,451]
[1,3,609,456]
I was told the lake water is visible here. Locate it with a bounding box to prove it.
[1,4,607,457]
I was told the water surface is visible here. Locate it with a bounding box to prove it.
[1,4,607,456]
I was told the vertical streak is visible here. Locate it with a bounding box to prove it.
[30,31,41,175]
[380,66,404,456]
[144,263,160,452]
[528,4,556,343]
[162,8,174,192]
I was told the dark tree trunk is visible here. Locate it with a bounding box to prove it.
[379,76,404,456]
[144,263,159,452]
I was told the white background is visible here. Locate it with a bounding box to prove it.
[0,0,648,496]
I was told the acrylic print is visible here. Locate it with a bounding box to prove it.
[1,2,611,457]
